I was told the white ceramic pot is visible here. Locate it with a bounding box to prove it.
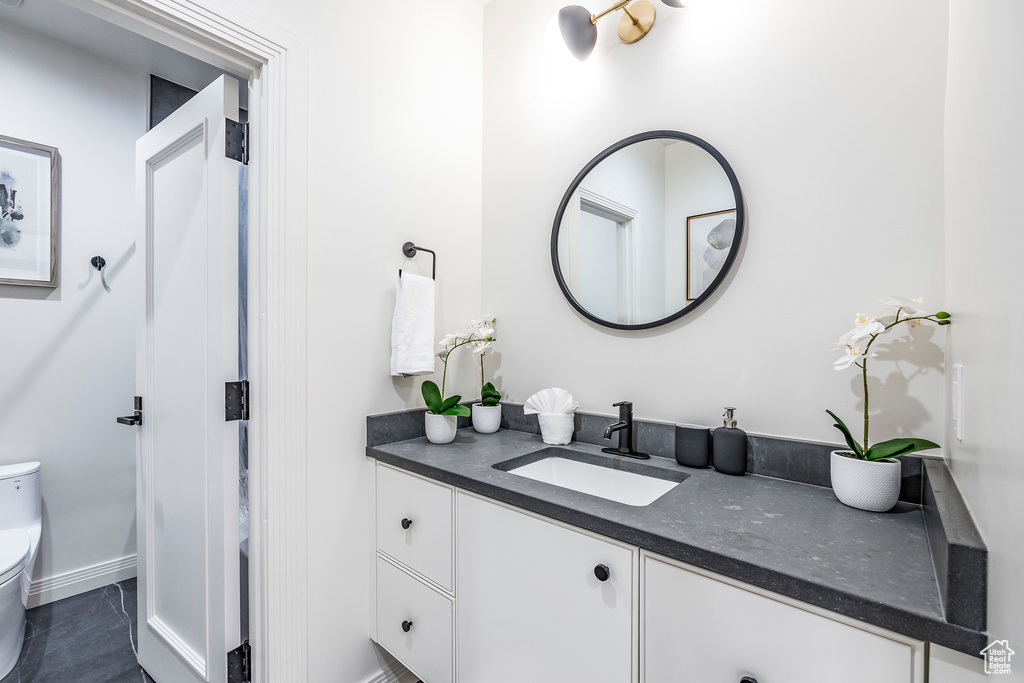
[472,404,502,434]
[830,450,902,512]
[425,412,458,444]
[537,414,574,445]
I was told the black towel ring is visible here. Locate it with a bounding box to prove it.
[398,242,436,280]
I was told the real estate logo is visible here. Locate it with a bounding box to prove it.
[981,640,1015,675]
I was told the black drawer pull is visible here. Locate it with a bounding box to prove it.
[402,620,413,633]
[594,564,610,582]
[401,518,413,530]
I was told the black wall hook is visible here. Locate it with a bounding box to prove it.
[91,256,106,271]
[399,242,436,280]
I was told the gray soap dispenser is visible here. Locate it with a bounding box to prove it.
[712,407,747,476]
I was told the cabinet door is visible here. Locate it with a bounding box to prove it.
[643,554,922,683]
[457,492,638,683]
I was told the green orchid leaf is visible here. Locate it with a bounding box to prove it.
[443,404,471,417]
[865,437,940,461]
[480,382,502,407]
[826,410,863,457]
[864,441,915,461]
[439,395,462,413]
[421,380,442,414]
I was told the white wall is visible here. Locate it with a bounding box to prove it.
[943,0,1024,678]
[0,27,145,593]
[482,0,949,443]
[236,1,484,681]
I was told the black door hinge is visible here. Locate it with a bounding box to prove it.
[227,640,251,683]
[226,380,249,422]
[225,119,249,165]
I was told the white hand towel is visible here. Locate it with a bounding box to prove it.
[391,272,436,377]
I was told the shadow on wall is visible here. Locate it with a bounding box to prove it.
[0,242,135,419]
[848,324,944,439]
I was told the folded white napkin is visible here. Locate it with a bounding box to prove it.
[391,273,436,377]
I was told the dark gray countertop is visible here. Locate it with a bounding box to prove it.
[367,428,987,656]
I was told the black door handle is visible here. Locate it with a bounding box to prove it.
[117,397,143,426]
[402,620,413,633]
[594,564,610,582]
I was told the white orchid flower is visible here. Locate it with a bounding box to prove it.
[881,296,925,316]
[850,313,884,342]
[436,333,458,359]
[868,305,899,326]
[833,344,875,371]
[471,340,493,355]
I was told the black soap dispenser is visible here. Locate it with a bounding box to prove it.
[712,407,747,476]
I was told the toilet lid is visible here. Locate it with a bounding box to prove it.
[0,529,30,586]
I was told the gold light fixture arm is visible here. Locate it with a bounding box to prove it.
[591,0,632,23]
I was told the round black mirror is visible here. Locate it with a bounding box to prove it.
[551,131,744,330]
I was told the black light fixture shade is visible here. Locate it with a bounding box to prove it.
[661,0,685,7]
[559,5,598,61]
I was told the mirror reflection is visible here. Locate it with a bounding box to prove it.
[553,133,742,329]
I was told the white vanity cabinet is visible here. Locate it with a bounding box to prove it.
[456,492,639,683]
[641,552,927,683]
[371,461,930,683]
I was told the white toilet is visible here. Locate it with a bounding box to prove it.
[0,462,41,679]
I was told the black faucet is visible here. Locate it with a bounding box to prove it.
[601,401,650,460]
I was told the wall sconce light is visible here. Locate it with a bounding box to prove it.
[559,0,683,61]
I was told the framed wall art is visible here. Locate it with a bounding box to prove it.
[687,209,737,301]
[0,134,60,288]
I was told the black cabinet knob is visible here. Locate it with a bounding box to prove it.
[740,677,758,683]
[594,564,610,582]
[402,620,413,633]
[401,518,413,530]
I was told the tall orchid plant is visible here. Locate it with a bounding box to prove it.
[421,316,499,416]
[827,296,950,461]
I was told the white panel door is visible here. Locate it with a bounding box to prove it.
[642,553,921,683]
[135,75,241,683]
[457,492,638,683]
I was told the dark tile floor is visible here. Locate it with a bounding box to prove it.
[1,579,154,683]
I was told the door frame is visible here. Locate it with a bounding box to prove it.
[60,1,309,681]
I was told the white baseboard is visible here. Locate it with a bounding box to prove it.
[27,554,137,608]
[363,660,418,683]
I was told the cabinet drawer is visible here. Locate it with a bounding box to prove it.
[376,463,453,591]
[376,557,454,683]
[642,554,922,683]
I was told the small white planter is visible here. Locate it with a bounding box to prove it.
[425,412,458,444]
[538,414,574,445]
[472,404,502,434]
[830,450,902,512]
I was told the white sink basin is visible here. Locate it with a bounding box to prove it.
[506,455,682,506]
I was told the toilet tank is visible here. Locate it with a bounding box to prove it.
[0,463,41,531]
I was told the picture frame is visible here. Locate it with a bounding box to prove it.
[686,208,737,301]
[0,134,61,288]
